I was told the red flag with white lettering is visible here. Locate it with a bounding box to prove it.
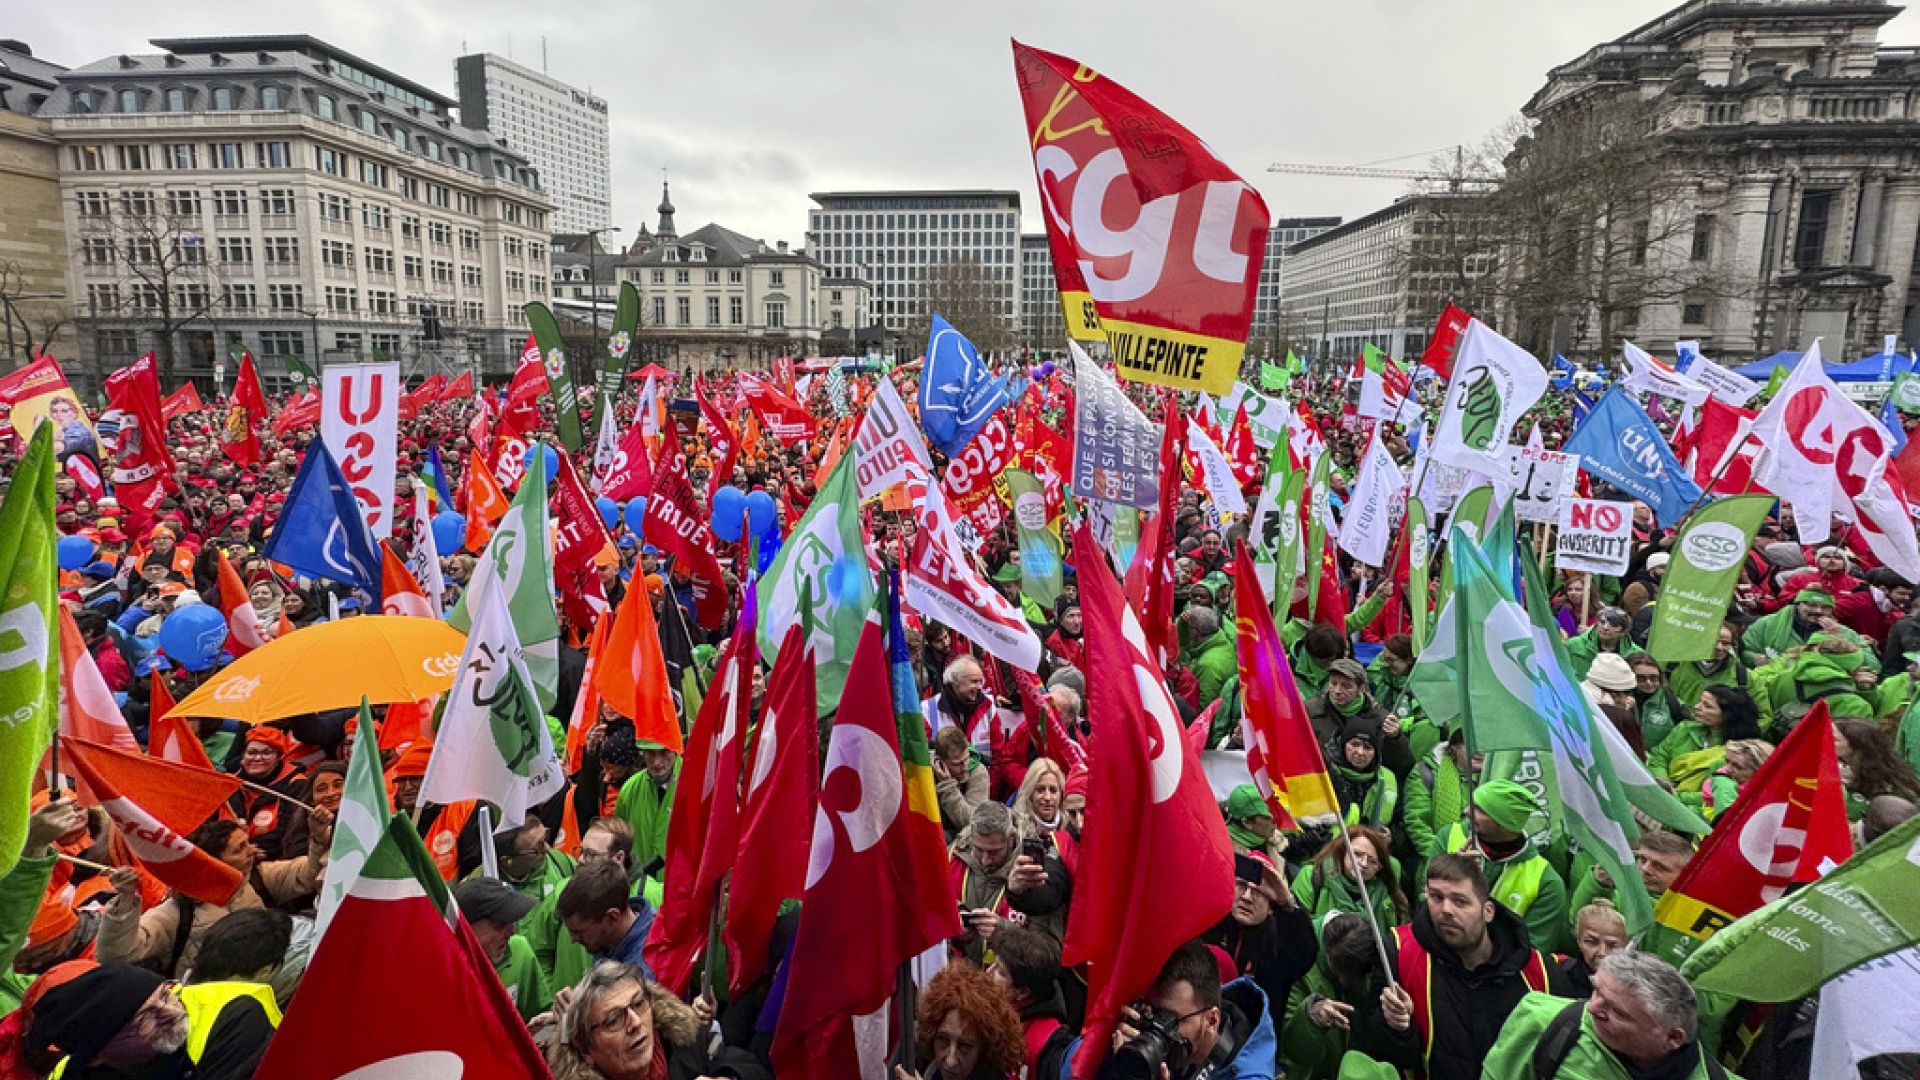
[61,736,243,905]
[738,373,817,445]
[599,417,654,502]
[643,434,728,630]
[695,376,740,501]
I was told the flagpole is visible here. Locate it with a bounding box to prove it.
[1670,429,1755,532]
[1328,811,1399,990]
[56,852,114,873]
[238,777,316,813]
[476,804,500,879]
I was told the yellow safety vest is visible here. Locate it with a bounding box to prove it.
[50,983,280,1079]
[1440,824,1550,915]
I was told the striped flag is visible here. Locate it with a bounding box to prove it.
[1232,545,1338,828]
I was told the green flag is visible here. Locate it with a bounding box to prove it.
[1259,360,1289,392]
[524,302,586,451]
[1247,442,1294,600]
[756,452,875,713]
[1409,526,1538,751]
[1435,483,1494,618]
[1304,454,1333,616]
[0,424,57,881]
[1405,496,1432,652]
[315,698,394,938]
[1761,364,1789,399]
[1682,813,1920,1001]
[449,444,560,711]
[284,354,318,390]
[1647,495,1775,662]
[1006,469,1062,608]
[594,282,642,441]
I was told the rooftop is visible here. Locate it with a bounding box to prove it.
[149,35,453,109]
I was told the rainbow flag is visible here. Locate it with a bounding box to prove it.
[886,570,947,846]
[423,445,454,514]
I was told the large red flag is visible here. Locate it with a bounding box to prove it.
[102,353,175,532]
[58,604,140,756]
[219,351,267,467]
[599,417,655,502]
[1067,526,1236,1078]
[255,817,554,1079]
[160,383,205,421]
[436,370,473,403]
[591,575,684,754]
[644,433,729,630]
[738,373,817,445]
[644,590,756,996]
[213,551,271,657]
[61,737,243,904]
[1654,702,1854,942]
[1684,397,1764,495]
[695,376,740,501]
[771,600,963,1080]
[270,388,321,437]
[724,618,817,995]
[1232,545,1340,830]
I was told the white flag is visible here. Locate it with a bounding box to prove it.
[314,705,391,939]
[1336,427,1406,567]
[905,470,1042,672]
[591,397,620,493]
[852,377,932,502]
[1810,947,1920,1080]
[1621,340,1710,405]
[1185,422,1249,516]
[638,373,661,439]
[407,485,444,616]
[1750,340,1920,580]
[420,570,565,826]
[1429,319,1546,476]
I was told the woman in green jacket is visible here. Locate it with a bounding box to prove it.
[1646,685,1764,794]
[1281,912,1380,1080]
[1327,721,1398,831]
[1289,825,1405,935]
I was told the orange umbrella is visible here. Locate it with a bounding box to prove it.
[165,616,466,724]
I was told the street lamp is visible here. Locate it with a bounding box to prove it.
[292,307,322,374]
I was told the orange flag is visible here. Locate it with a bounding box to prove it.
[149,669,176,719]
[215,551,270,657]
[380,698,431,754]
[149,712,217,772]
[591,579,683,753]
[61,736,244,905]
[463,447,510,553]
[567,614,613,773]
[58,605,140,805]
[379,543,435,618]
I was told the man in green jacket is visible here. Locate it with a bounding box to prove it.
[1,800,88,1015]
[1665,623,1745,717]
[1481,950,1737,1079]
[1742,589,1871,669]
[455,877,553,1021]
[483,820,581,992]
[1180,605,1239,708]
[615,741,681,878]
[1564,608,1632,681]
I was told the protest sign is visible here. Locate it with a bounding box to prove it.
[1555,498,1633,575]
[321,361,401,538]
[1069,344,1161,509]
[1508,445,1579,524]
[853,377,932,501]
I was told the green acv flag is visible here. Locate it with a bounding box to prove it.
[757,452,875,714]
[1682,813,1920,1001]
[524,302,585,451]
[1304,454,1333,615]
[1259,360,1289,392]
[1270,468,1307,622]
[1435,483,1494,618]
[1006,469,1062,608]
[284,354,318,388]
[594,282,641,441]
[449,445,560,711]
[1647,495,1775,662]
[1410,527,1539,752]
[0,424,58,881]
[1405,496,1432,653]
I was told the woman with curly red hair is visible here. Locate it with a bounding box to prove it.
[897,965,1025,1080]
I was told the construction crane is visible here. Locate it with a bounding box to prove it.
[1267,146,1497,190]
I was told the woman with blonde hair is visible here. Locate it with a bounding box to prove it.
[1011,756,1067,841]
[1559,899,1628,996]
[1702,739,1774,821]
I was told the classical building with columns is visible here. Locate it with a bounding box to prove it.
[1526,0,1920,358]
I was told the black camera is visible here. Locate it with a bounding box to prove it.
[1108,1007,1192,1080]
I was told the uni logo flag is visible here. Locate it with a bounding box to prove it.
[1012,41,1269,396]
[263,437,384,609]
[919,313,1012,457]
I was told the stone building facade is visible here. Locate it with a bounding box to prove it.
[0,41,78,367]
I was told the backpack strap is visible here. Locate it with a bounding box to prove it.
[165,892,198,977]
[1529,1000,1586,1079]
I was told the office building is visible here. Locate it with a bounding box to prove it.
[1018,233,1068,353]
[44,35,553,382]
[454,52,610,235]
[805,190,1020,343]
[1252,215,1341,354]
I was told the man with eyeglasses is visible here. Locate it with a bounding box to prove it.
[26,962,273,1079]
[1626,651,1684,750]
[1666,621,1747,723]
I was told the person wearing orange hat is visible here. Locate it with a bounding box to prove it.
[1,799,90,1014]
[385,742,476,882]
[224,727,304,862]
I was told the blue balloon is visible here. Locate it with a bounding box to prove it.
[431,511,466,554]
[744,489,777,538]
[157,605,228,673]
[711,486,747,543]
[596,496,619,530]
[755,532,783,575]
[56,535,96,572]
[623,497,649,535]
[523,443,561,485]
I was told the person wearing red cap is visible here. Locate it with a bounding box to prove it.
[224,728,303,862]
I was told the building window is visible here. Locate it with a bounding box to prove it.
[260,86,283,109]
[317,94,336,121]
[830,290,843,303]
[706,269,720,285]
[258,142,291,168]
[86,284,120,312]
[729,296,743,325]
[260,189,296,217]
[72,145,105,171]
[81,238,114,265]
[314,146,345,176]
[650,270,665,284]
[403,255,423,280]
[770,270,785,287]
[211,87,236,111]
[117,89,141,113]
[325,286,358,313]
[96,329,139,358]
[217,237,253,265]
[165,88,188,112]
[223,284,256,310]
[463,265,484,287]
[706,296,721,325]
[363,202,391,230]
[209,142,245,169]
[1691,214,1715,262]
[365,247,394,273]
[268,284,303,310]
[765,301,785,328]
[165,190,200,217]
[674,269,689,285]
[361,160,389,188]
[115,145,152,171]
[333,332,363,356]
[676,296,691,325]
[1794,190,1836,270]
[651,296,666,325]
[259,330,305,357]
[319,193,352,222]
[728,269,742,285]
[263,237,300,264]
[321,240,355,269]
[163,143,196,169]
[1683,301,1708,325]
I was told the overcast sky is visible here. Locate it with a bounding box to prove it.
[18,1,1920,245]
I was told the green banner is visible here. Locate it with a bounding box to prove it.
[284,354,318,390]
[1007,469,1062,609]
[0,425,58,880]
[1436,484,1493,620]
[1270,468,1308,623]
[1646,495,1775,662]
[1406,496,1431,653]
[1304,454,1333,616]
[594,282,641,441]
[1683,813,1920,1002]
[523,302,585,451]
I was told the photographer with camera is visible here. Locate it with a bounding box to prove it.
[1096,939,1278,1080]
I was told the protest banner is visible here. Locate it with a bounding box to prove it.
[940,411,1015,537]
[0,356,98,461]
[1069,343,1161,509]
[852,376,931,501]
[1508,445,1579,524]
[1555,498,1633,575]
[1646,494,1775,661]
[321,361,401,538]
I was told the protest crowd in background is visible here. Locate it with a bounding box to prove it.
[4,39,1920,1080]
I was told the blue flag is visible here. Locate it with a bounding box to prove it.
[1564,386,1704,528]
[1550,353,1576,391]
[264,439,383,606]
[919,313,1010,456]
[1571,388,1597,427]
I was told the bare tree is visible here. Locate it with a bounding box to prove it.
[90,188,228,386]
[911,255,1016,356]
[0,260,74,364]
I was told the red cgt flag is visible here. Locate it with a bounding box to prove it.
[61,736,243,905]
[1066,525,1236,1079]
[160,383,205,421]
[771,599,961,1080]
[436,370,473,403]
[644,590,756,996]
[738,373,817,445]
[724,617,817,995]
[1654,701,1853,943]
[598,416,654,502]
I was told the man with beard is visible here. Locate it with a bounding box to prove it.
[1356,854,1568,1080]
[26,964,273,1079]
